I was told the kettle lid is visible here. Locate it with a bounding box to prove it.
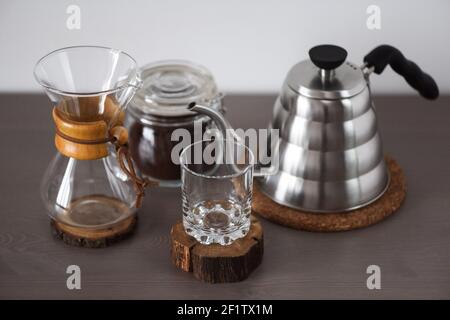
[286,45,367,99]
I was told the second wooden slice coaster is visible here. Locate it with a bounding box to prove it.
[51,214,137,248]
[170,216,264,283]
[253,156,406,232]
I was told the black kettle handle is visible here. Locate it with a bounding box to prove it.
[363,45,439,100]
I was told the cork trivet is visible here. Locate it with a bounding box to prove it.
[170,216,264,283]
[51,215,137,248]
[252,156,406,232]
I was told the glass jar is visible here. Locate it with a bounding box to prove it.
[125,60,223,187]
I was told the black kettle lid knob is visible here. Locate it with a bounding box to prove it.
[309,45,348,70]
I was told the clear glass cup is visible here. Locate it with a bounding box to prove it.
[180,139,254,245]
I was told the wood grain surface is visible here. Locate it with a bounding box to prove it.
[0,94,449,299]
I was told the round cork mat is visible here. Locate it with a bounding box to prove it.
[51,215,137,248]
[252,156,406,232]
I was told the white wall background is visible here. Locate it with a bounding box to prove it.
[0,0,449,94]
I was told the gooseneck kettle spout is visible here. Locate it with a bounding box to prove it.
[187,102,278,177]
[187,101,244,172]
[187,102,240,142]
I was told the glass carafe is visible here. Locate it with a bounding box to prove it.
[34,46,143,231]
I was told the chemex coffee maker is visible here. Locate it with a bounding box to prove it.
[34,46,152,246]
[257,44,439,213]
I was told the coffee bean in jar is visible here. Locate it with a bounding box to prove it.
[125,60,223,187]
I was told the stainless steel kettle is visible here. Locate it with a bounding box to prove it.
[257,44,439,212]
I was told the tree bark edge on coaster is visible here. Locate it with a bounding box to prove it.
[170,216,264,283]
[51,214,137,248]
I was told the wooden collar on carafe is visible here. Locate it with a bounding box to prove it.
[52,96,125,160]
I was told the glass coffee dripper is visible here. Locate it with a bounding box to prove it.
[34,46,145,234]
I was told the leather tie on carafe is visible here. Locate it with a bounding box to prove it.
[111,132,159,208]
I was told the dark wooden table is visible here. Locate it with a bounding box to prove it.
[0,94,449,299]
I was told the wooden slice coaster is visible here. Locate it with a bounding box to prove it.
[51,215,137,248]
[170,216,264,283]
[252,156,406,232]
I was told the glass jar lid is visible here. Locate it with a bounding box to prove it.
[130,60,220,117]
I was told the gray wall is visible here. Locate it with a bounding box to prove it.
[0,0,449,94]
